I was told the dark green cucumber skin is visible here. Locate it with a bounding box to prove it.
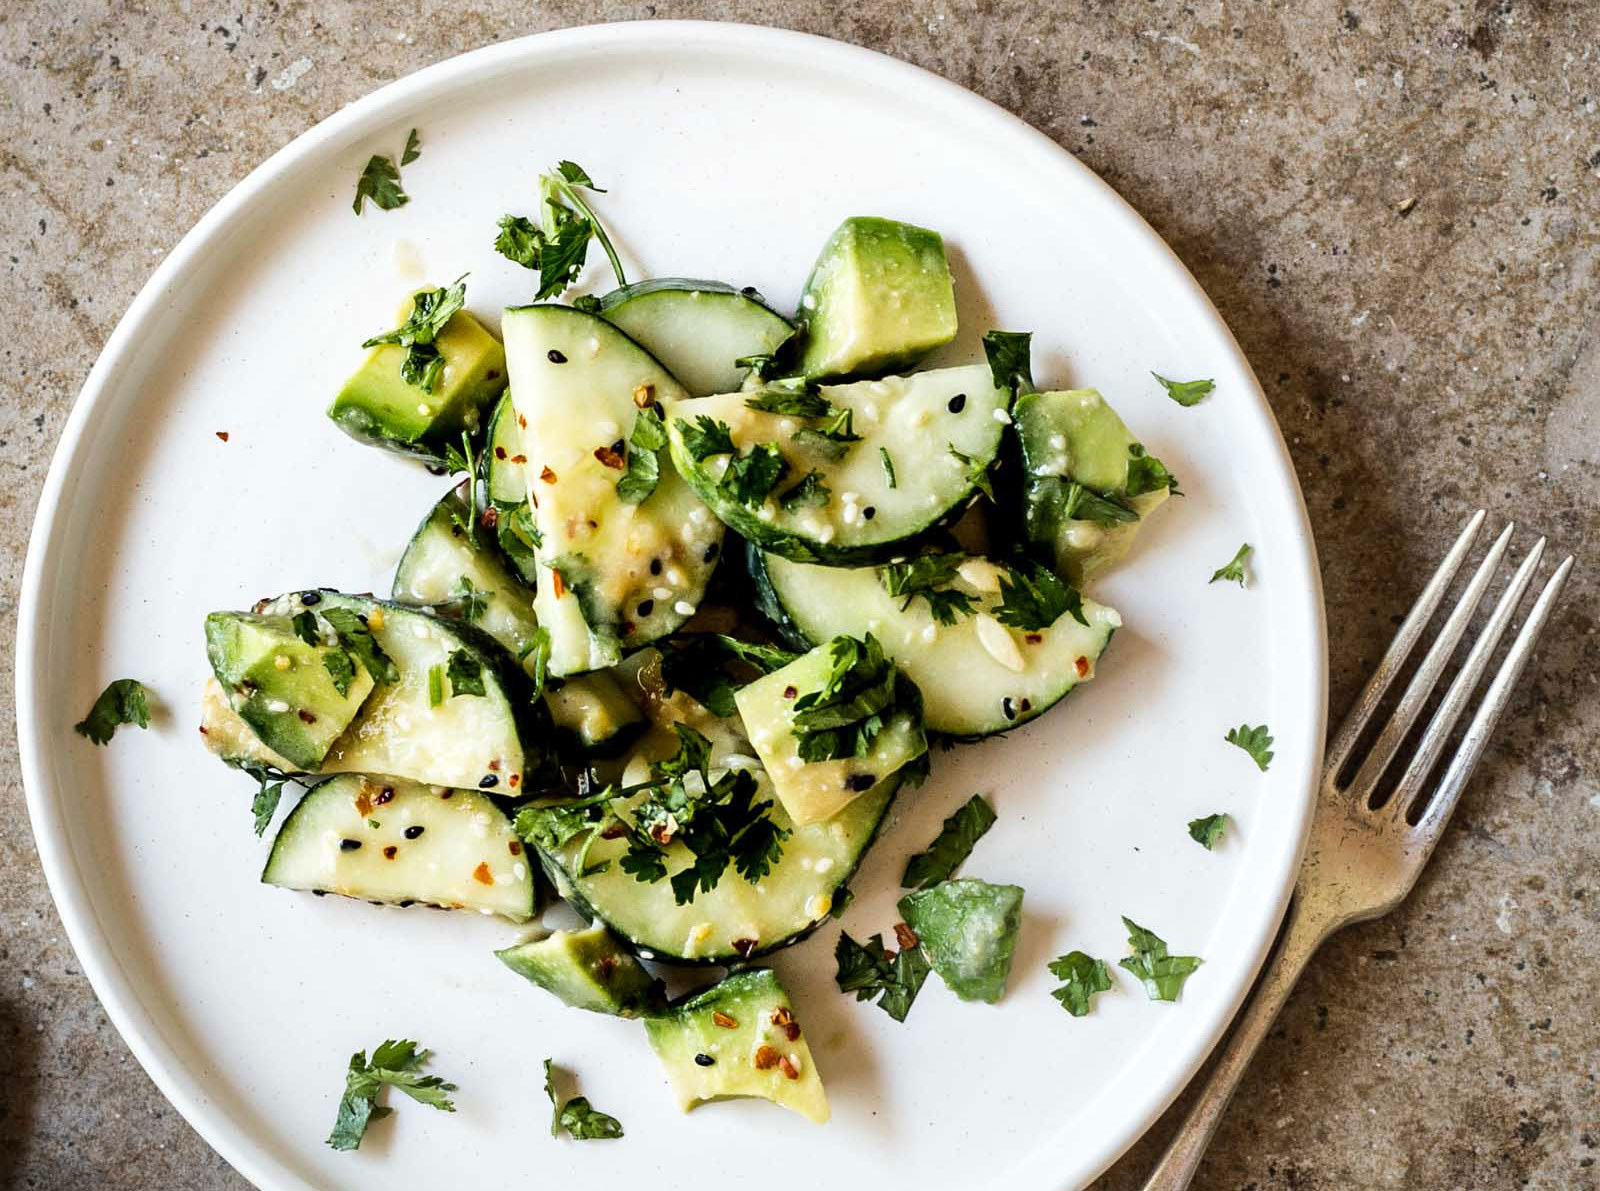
[596,277,790,321]
[278,588,562,793]
[479,396,540,589]
[530,775,901,968]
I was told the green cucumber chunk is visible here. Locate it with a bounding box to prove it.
[328,301,505,465]
[898,878,1024,1003]
[795,216,957,381]
[203,611,375,771]
[750,550,1119,738]
[501,304,724,675]
[261,774,535,921]
[1015,388,1176,584]
[496,923,662,1016]
[643,968,828,1123]
[598,279,795,396]
[733,636,927,825]
[666,364,1008,564]
[200,677,296,771]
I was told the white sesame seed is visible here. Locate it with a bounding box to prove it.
[417,403,432,416]
[653,586,672,600]
[266,699,290,714]
[674,601,697,617]
[666,567,685,586]
[992,408,1012,424]
[814,857,835,874]
[1049,434,1067,451]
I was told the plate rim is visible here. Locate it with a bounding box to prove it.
[15,19,1328,1191]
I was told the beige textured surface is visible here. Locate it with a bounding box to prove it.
[2,3,1596,1189]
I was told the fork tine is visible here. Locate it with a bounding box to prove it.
[1411,554,1575,843]
[1346,521,1514,803]
[1382,538,1546,822]
[1323,509,1486,780]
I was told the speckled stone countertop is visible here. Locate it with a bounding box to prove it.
[2,3,1595,1188]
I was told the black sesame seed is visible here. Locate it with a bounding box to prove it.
[846,773,876,792]
[404,825,425,840]
[694,1053,716,1067]
[479,774,499,789]
[398,899,415,908]
[636,599,655,617]
[312,889,327,896]
[1020,698,1032,712]
[300,591,322,605]
[947,393,967,413]
[611,438,625,454]
[547,349,567,364]
[740,286,758,297]
[1001,697,1017,721]
[703,542,719,562]
[339,838,361,851]
[650,558,663,575]
[862,506,876,520]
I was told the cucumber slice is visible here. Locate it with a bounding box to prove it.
[733,636,927,826]
[261,774,534,921]
[1015,389,1176,584]
[666,364,1009,564]
[898,879,1024,1003]
[544,671,645,757]
[253,591,552,791]
[597,279,795,397]
[527,714,896,964]
[482,395,540,587]
[501,304,725,676]
[496,923,662,1016]
[643,968,828,1123]
[747,550,1119,738]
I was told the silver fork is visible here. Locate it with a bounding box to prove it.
[1141,511,1575,1191]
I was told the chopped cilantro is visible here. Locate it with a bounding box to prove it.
[1063,481,1140,526]
[721,443,789,507]
[1048,951,1113,1017]
[982,329,1034,395]
[291,611,321,646]
[778,469,831,511]
[440,574,493,622]
[879,554,979,626]
[616,406,666,504]
[352,154,408,215]
[241,763,289,836]
[790,634,900,763]
[1225,723,1274,771]
[1188,813,1229,849]
[496,503,542,573]
[675,415,736,461]
[361,276,467,393]
[734,351,781,380]
[399,128,422,166]
[322,649,356,698]
[543,1059,623,1140]
[326,1039,456,1151]
[744,389,832,418]
[993,562,1088,630]
[494,161,624,300]
[445,650,486,698]
[790,406,861,460]
[657,634,797,717]
[519,626,551,700]
[1125,444,1180,497]
[901,794,997,889]
[427,664,444,708]
[834,931,931,1022]
[1118,917,1203,1002]
[948,444,996,502]
[74,679,151,745]
[1154,372,1215,407]
[879,446,897,489]
[320,607,399,685]
[1210,542,1252,587]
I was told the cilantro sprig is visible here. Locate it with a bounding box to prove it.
[494,161,625,300]
[1118,918,1203,1002]
[878,554,979,627]
[983,329,1034,395]
[1225,723,1274,771]
[239,762,290,836]
[835,931,932,1022]
[74,678,151,745]
[544,1059,623,1140]
[361,275,467,393]
[721,442,789,507]
[790,634,901,763]
[1048,951,1114,1017]
[616,406,667,505]
[1188,813,1229,849]
[675,415,736,461]
[994,563,1088,631]
[327,1039,456,1151]
[1210,542,1252,587]
[351,128,420,215]
[1154,372,1215,407]
[901,794,997,889]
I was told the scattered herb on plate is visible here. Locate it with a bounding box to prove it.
[1187,813,1230,849]
[1210,543,1252,587]
[1225,723,1274,771]
[74,678,151,745]
[327,1039,456,1151]
[544,1059,624,1140]
[834,930,932,1022]
[1048,951,1114,1017]
[1153,372,1214,407]
[901,794,997,889]
[1118,917,1203,1002]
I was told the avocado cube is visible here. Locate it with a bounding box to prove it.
[898,878,1024,1004]
[495,924,661,1017]
[795,216,957,381]
[643,968,828,1123]
[327,302,506,465]
[204,612,375,772]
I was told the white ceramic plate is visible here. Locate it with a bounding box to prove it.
[17,22,1326,1191]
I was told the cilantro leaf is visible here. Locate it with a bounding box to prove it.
[1225,723,1274,771]
[789,405,861,461]
[616,406,666,505]
[778,469,831,511]
[361,277,467,394]
[834,931,931,1022]
[791,634,901,762]
[496,162,624,299]
[74,679,151,745]
[322,649,356,698]
[241,763,289,836]
[676,415,736,461]
[400,128,422,166]
[496,503,543,575]
[352,154,407,215]
[657,634,797,717]
[1125,444,1180,497]
[1063,481,1140,526]
[327,1039,456,1151]
[1210,542,1252,587]
[445,650,486,698]
[291,611,321,646]
[1154,372,1214,407]
[1118,917,1203,1001]
[993,563,1087,630]
[554,160,602,189]
[878,554,978,627]
[721,443,789,507]
[735,351,780,379]
[948,444,996,502]
[901,794,997,889]
[983,329,1034,394]
[1048,951,1114,1017]
[543,1058,623,1140]
[879,446,897,489]
[493,214,542,268]
[744,389,832,418]
[437,574,493,622]
[1188,813,1229,849]
[319,606,399,684]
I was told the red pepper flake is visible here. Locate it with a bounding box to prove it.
[551,569,567,599]
[472,862,493,885]
[1074,656,1091,677]
[494,446,508,460]
[621,621,636,637]
[894,922,920,950]
[540,465,558,483]
[480,505,500,530]
[375,786,395,806]
[488,758,501,771]
[753,1045,779,1070]
[632,383,655,408]
[712,1011,739,1029]
[593,444,625,470]
[508,773,521,788]
[508,840,523,856]
[596,955,618,980]
[383,845,398,860]
[1024,633,1042,644]
[732,937,759,959]
[215,431,229,442]
[778,1055,801,1081]
[600,822,629,840]
[511,453,527,464]
[782,685,798,699]
[297,709,317,724]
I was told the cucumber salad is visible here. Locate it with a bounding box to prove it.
[176,158,1216,1142]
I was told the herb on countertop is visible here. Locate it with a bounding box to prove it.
[1154,373,1214,407]
[901,794,997,889]
[326,1039,456,1151]
[1225,723,1274,771]
[1118,917,1203,1002]
[74,679,151,745]
[544,1059,624,1140]
[494,161,625,300]
[1210,543,1252,587]
[834,930,931,1022]
[994,562,1088,630]
[1188,813,1229,849]
[361,276,467,393]
[879,554,979,627]
[1048,951,1113,1017]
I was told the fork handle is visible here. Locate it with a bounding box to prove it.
[1139,894,1335,1191]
